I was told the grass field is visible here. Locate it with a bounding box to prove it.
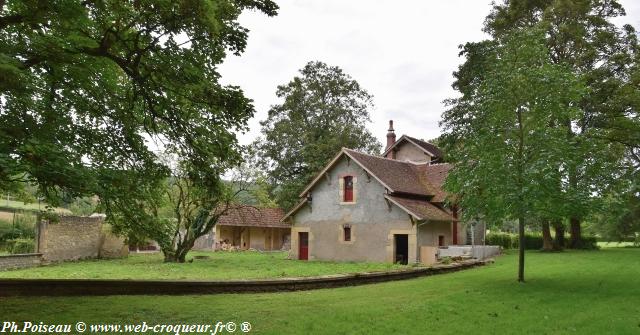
[0,199,71,213]
[1,248,639,334]
[0,251,409,280]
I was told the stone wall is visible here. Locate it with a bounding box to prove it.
[99,226,129,259]
[37,216,127,263]
[0,253,42,271]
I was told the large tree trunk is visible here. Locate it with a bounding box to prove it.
[518,216,525,282]
[541,219,554,252]
[553,220,565,250]
[162,240,193,263]
[569,217,582,249]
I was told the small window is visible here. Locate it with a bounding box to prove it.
[343,226,352,242]
[343,176,354,202]
[438,235,445,247]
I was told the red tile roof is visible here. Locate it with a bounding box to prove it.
[384,195,454,222]
[218,206,289,228]
[345,149,452,202]
[344,149,432,197]
[422,163,453,203]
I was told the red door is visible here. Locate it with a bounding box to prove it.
[298,232,309,260]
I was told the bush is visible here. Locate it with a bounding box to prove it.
[488,231,598,250]
[486,232,515,249]
[486,232,543,250]
[6,238,35,254]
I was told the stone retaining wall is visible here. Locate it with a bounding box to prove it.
[0,259,493,296]
[0,253,42,271]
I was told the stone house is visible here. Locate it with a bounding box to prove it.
[195,206,290,251]
[282,121,469,264]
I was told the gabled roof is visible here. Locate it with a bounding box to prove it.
[219,206,289,228]
[384,194,454,222]
[283,147,454,222]
[382,135,443,159]
[344,149,432,197]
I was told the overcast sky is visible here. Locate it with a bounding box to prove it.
[219,0,640,147]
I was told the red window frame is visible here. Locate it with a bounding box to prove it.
[343,176,354,202]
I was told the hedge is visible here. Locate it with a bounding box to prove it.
[486,232,597,250]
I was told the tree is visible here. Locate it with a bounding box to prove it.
[442,28,585,281]
[103,156,250,263]
[0,0,278,203]
[254,61,382,209]
[451,0,639,248]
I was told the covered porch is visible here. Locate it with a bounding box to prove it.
[215,224,290,251]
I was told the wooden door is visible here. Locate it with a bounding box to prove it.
[298,232,309,260]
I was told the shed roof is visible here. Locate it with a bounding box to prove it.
[219,206,289,228]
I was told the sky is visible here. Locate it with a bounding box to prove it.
[218,0,640,147]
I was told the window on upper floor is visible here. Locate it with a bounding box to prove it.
[343,176,354,202]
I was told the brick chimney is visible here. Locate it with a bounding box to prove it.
[385,120,396,159]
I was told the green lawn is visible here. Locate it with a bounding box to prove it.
[0,199,71,213]
[0,251,409,280]
[1,248,639,334]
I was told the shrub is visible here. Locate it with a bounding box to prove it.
[6,238,35,254]
[486,232,515,249]
[487,232,544,250]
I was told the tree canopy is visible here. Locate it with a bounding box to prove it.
[443,0,639,249]
[442,28,586,281]
[0,0,278,203]
[254,61,381,209]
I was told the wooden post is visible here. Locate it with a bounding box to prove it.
[270,229,274,251]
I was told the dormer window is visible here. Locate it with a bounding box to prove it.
[343,176,354,202]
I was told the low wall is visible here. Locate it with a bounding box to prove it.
[438,245,501,260]
[0,259,493,296]
[0,253,42,271]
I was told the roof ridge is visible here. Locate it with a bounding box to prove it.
[405,135,436,145]
[343,148,420,165]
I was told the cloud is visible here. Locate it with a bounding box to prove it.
[219,0,640,146]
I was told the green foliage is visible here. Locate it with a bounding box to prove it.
[440,256,453,265]
[66,197,98,216]
[460,0,640,245]
[6,238,35,254]
[0,212,36,251]
[0,0,278,205]
[443,27,584,224]
[588,184,640,242]
[105,156,247,262]
[486,232,516,249]
[254,61,382,210]
[486,231,597,250]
